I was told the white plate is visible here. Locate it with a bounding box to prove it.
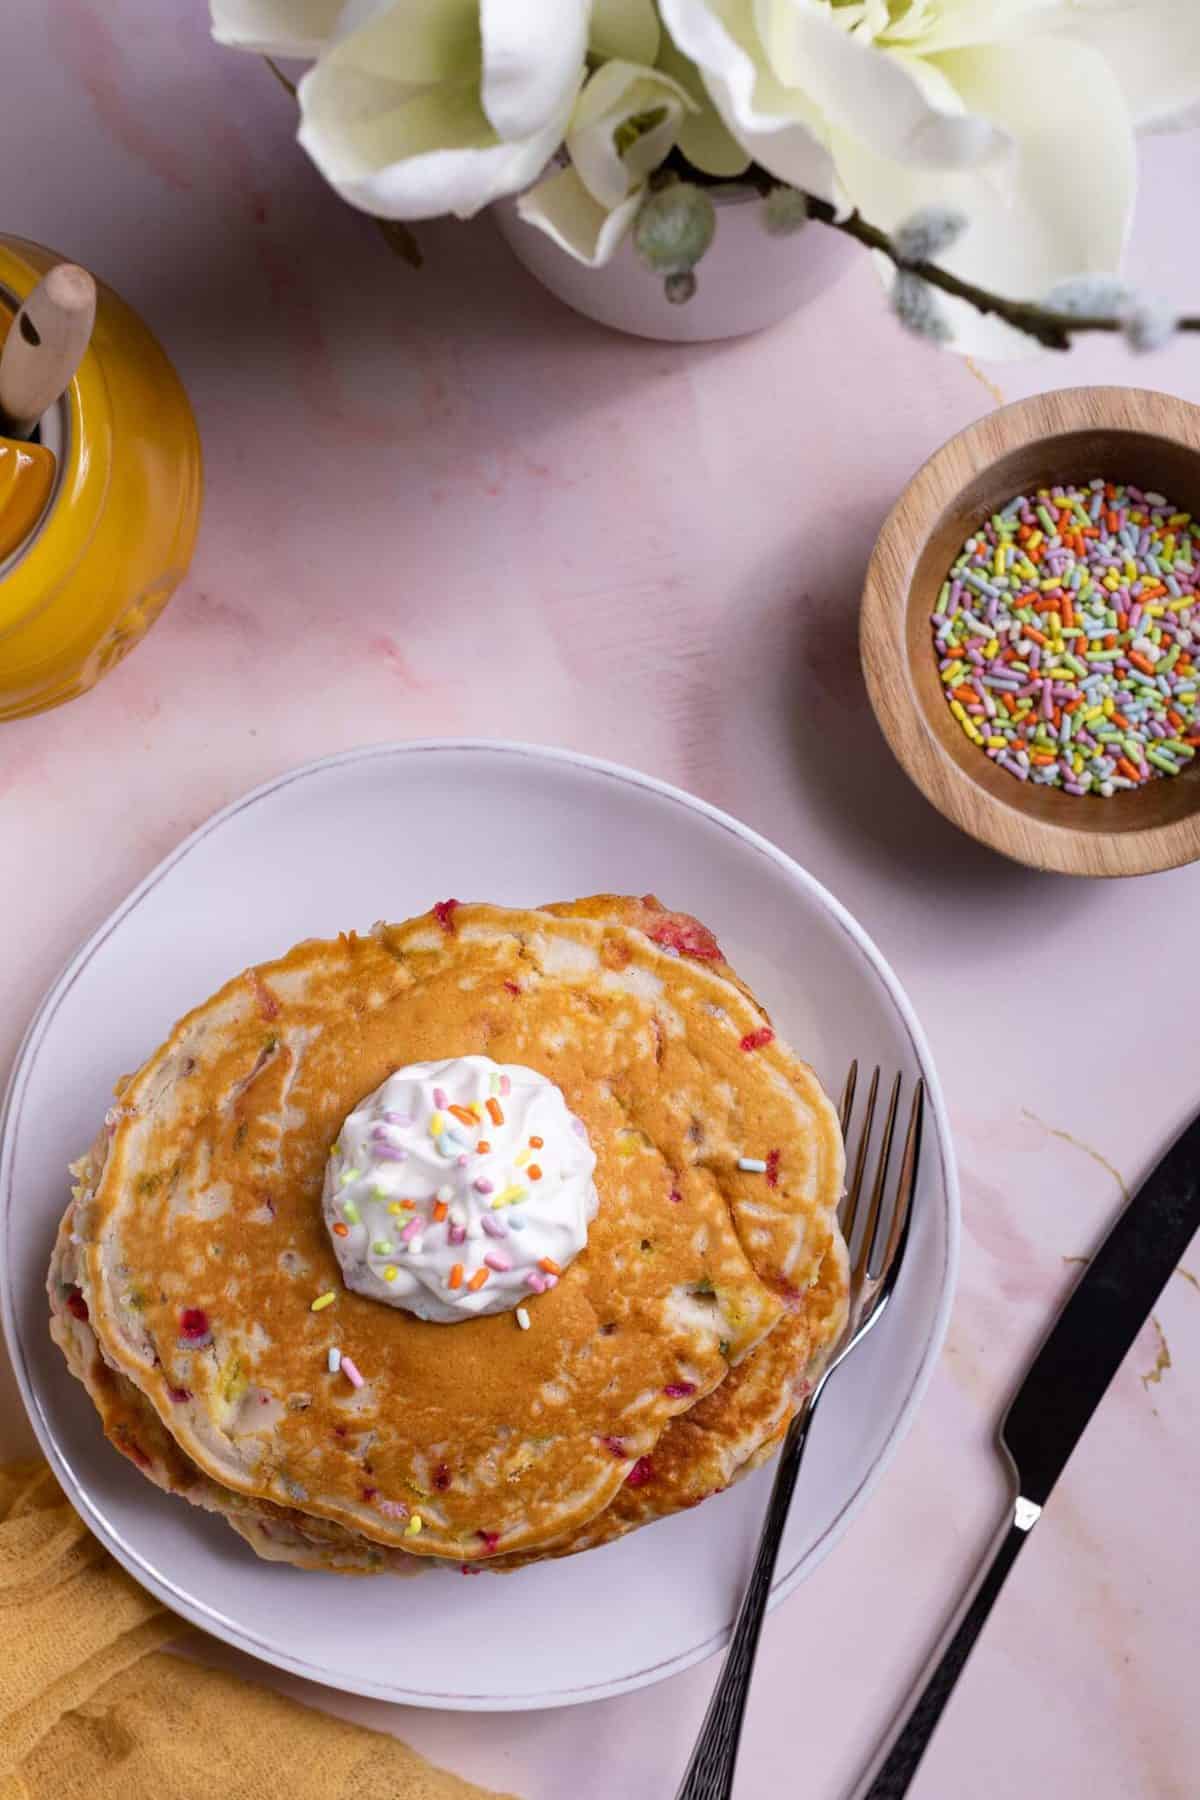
[0,742,958,1710]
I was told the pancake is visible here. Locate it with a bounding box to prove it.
[57,897,846,1567]
[49,1202,424,1574]
[51,1201,846,1575]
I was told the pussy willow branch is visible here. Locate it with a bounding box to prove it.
[798,191,1200,351]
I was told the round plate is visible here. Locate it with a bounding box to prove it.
[0,742,958,1710]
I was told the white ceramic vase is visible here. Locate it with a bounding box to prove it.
[493,184,858,344]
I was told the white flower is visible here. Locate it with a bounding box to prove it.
[518,60,696,266]
[658,0,1200,356]
[213,0,589,221]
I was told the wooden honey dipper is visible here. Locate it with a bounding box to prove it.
[0,262,96,440]
[0,263,95,558]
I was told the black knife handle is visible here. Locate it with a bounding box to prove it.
[860,1504,1033,1799]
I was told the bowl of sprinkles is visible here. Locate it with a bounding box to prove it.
[861,387,1200,876]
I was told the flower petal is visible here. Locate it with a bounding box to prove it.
[209,0,344,58]
[833,39,1136,358]
[297,5,577,220]
[763,4,1012,172]
[656,31,750,176]
[899,0,1068,54]
[1047,0,1200,133]
[480,0,588,141]
[659,0,835,196]
[568,61,694,211]
[517,164,643,265]
[590,0,661,64]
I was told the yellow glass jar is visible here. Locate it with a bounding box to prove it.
[0,236,202,719]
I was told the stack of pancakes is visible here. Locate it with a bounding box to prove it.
[49,896,847,1574]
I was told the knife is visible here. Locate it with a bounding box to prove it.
[858,1111,1200,1799]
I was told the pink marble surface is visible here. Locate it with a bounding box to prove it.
[3,6,1200,1796]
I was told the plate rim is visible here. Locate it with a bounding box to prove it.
[0,737,960,1710]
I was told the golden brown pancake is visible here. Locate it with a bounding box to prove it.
[55,898,846,1567]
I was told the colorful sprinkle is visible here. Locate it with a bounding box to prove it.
[484,1251,512,1272]
[327,1346,342,1373]
[539,1256,562,1275]
[499,1074,511,1096]
[492,1184,527,1208]
[432,1200,449,1222]
[384,1265,398,1283]
[448,1263,464,1289]
[475,1139,492,1154]
[765,1149,781,1189]
[737,1156,768,1173]
[433,1087,448,1108]
[527,1163,543,1182]
[739,1027,774,1053]
[448,1104,476,1128]
[480,1212,507,1238]
[405,1512,423,1536]
[529,1135,544,1149]
[310,1291,336,1312]
[341,1198,360,1224]
[467,1266,490,1291]
[934,479,1200,793]
[332,1221,349,1237]
[486,1097,505,1127]
[508,1213,527,1232]
[516,1306,531,1330]
[341,1356,364,1389]
[179,1307,210,1341]
[474,1177,494,1195]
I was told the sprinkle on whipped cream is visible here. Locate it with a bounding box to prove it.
[322,1056,598,1322]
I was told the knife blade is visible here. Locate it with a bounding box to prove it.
[859,1109,1200,1799]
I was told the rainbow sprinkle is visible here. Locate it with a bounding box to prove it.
[515,1306,531,1330]
[341,1356,364,1389]
[934,480,1200,792]
[737,1156,768,1173]
[327,1346,341,1373]
[310,1291,336,1312]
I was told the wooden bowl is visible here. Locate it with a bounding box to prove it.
[861,386,1200,877]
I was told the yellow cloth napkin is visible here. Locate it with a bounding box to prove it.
[0,1461,518,1800]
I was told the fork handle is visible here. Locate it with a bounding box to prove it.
[857,1499,1033,1798]
[675,1396,820,1800]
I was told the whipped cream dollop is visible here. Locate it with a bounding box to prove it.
[322,1056,598,1323]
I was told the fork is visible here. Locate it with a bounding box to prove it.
[675,1064,925,1800]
